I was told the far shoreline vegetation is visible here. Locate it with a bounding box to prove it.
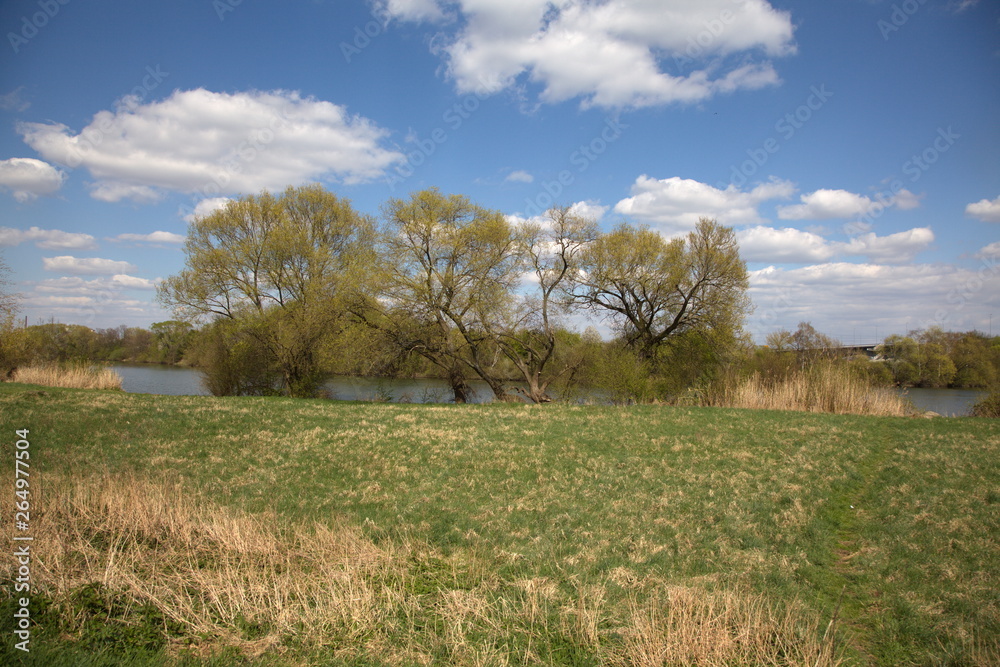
[1,186,999,417]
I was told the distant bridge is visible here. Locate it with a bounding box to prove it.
[785,344,881,359]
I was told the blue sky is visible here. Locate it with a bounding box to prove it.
[1,0,998,343]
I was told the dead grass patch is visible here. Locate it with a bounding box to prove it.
[708,365,911,416]
[8,472,845,664]
[11,363,123,390]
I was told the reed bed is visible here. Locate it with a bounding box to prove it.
[10,363,122,390]
[707,364,912,416]
[10,472,842,665]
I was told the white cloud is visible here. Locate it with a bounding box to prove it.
[778,189,876,220]
[892,188,922,211]
[614,175,795,234]
[18,88,406,203]
[35,274,156,292]
[379,0,445,22]
[182,197,232,223]
[568,200,609,222]
[738,226,834,263]
[0,158,65,202]
[777,188,919,220]
[110,274,158,290]
[839,227,934,264]
[507,199,608,230]
[965,196,1000,223]
[42,256,138,275]
[505,170,534,183]
[748,261,1000,339]
[23,276,169,326]
[386,0,796,108]
[738,225,934,264]
[113,231,186,244]
[976,241,1000,260]
[0,226,97,250]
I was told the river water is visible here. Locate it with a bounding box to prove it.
[109,364,988,415]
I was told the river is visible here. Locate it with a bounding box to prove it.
[109,364,988,415]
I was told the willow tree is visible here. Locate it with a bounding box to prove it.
[354,188,521,403]
[157,184,374,397]
[489,206,598,403]
[574,217,750,361]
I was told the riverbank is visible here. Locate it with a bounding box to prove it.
[2,383,997,665]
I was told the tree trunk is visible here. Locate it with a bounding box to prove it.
[448,369,472,404]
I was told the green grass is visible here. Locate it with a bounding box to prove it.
[2,383,998,665]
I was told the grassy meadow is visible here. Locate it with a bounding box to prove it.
[1,383,998,665]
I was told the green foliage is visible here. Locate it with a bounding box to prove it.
[186,318,280,396]
[158,184,375,397]
[358,188,522,402]
[574,218,750,361]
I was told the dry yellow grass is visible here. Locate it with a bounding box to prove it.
[709,365,911,416]
[16,472,844,664]
[11,363,123,390]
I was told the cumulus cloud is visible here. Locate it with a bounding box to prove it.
[182,197,232,223]
[777,188,918,220]
[614,175,795,234]
[0,158,65,202]
[42,256,138,275]
[839,227,934,264]
[738,225,933,264]
[738,226,834,263]
[965,196,1000,223]
[112,231,186,244]
[17,88,406,203]
[385,0,796,108]
[0,226,97,250]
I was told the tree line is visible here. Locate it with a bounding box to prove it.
[2,185,998,403]
[154,185,751,402]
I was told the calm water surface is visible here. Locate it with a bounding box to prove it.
[109,364,495,403]
[110,364,988,415]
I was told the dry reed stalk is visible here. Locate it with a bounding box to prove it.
[714,366,910,416]
[11,364,123,390]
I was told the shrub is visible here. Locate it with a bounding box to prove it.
[971,390,1000,418]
